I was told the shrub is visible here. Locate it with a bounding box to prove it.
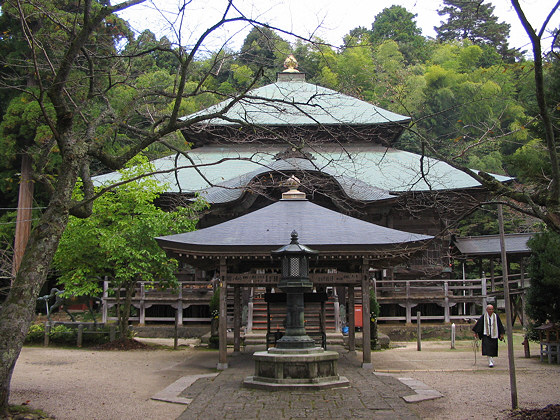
[25,323,45,344]
[49,324,76,345]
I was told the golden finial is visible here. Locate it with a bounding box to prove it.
[283,55,299,73]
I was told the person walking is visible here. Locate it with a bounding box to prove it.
[472,304,505,367]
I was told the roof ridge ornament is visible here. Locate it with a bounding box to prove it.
[283,54,299,73]
[282,176,307,200]
[277,55,306,82]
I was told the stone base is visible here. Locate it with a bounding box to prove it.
[243,348,349,390]
[244,375,349,391]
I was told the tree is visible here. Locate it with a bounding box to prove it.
[435,0,513,59]
[526,230,560,325]
[0,0,312,413]
[416,1,560,234]
[370,5,428,64]
[53,157,205,338]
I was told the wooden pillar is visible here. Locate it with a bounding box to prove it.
[444,281,450,323]
[482,275,488,310]
[177,284,183,326]
[333,288,341,332]
[490,258,495,292]
[102,279,108,324]
[405,281,412,324]
[139,283,146,326]
[233,285,241,353]
[348,285,355,352]
[362,261,372,368]
[247,287,254,333]
[218,257,228,370]
[520,260,528,329]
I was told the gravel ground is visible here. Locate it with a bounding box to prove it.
[373,340,560,420]
[9,338,560,420]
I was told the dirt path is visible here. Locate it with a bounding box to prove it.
[9,346,211,420]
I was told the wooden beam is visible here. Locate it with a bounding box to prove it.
[362,260,372,368]
[348,286,355,352]
[218,257,228,370]
[233,285,241,353]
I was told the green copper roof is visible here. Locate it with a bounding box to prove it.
[93,144,510,202]
[183,80,411,126]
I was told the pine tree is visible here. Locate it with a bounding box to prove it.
[435,0,513,59]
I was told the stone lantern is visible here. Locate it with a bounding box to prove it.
[271,230,317,350]
[244,231,349,390]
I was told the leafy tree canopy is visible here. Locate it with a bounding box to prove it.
[53,155,207,335]
[435,0,512,59]
[526,230,560,325]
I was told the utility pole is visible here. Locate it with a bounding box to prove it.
[12,154,34,280]
[498,203,518,409]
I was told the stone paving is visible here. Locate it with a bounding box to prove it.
[174,346,421,420]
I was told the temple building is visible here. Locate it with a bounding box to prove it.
[99,56,526,364]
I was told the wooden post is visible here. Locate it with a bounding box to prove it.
[44,322,50,347]
[498,204,518,409]
[417,311,422,351]
[247,287,254,333]
[177,284,183,326]
[405,281,412,324]
[451,323,456,349]
[174,309,179,350]
[102,279,108,324]
[362,261,372,368]
[77,324,84,348]
[333,288,341,333]
[490,259,495,292]
[139,283,146,326]
[233,285,241,353]
[444,281,450,323]
[482,276,488,310]
[218,257,228,370]
[348,285,355,352]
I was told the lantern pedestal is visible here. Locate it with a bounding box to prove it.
[243,347,349,390]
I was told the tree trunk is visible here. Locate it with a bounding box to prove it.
[118,281,135,339]
[0,156,81,414]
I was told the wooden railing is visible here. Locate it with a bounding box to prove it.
[102,281,215,325]
[375,273,530,323]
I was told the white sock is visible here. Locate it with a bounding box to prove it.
[488,357,494,366]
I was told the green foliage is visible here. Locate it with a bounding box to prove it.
[24,323,46,344]
[369,289,380,319]
[53,156,207,336]
[370,5,427,64]
[435,0,512,59]
[526,231,560,325]
[25,323,113,345]
[209,287,220,318]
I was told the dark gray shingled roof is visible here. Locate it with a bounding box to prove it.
[200,158,395,204]
[453,233,535,256]
[156,199,432,253]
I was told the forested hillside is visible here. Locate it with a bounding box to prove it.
[1,2,556,242]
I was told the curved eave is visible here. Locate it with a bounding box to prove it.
[199,158,397,204]
[157,240,429,258]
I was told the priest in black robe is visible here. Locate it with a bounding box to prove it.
[472,304,505,367]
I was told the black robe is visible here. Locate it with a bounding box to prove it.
[472,313,505,357]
